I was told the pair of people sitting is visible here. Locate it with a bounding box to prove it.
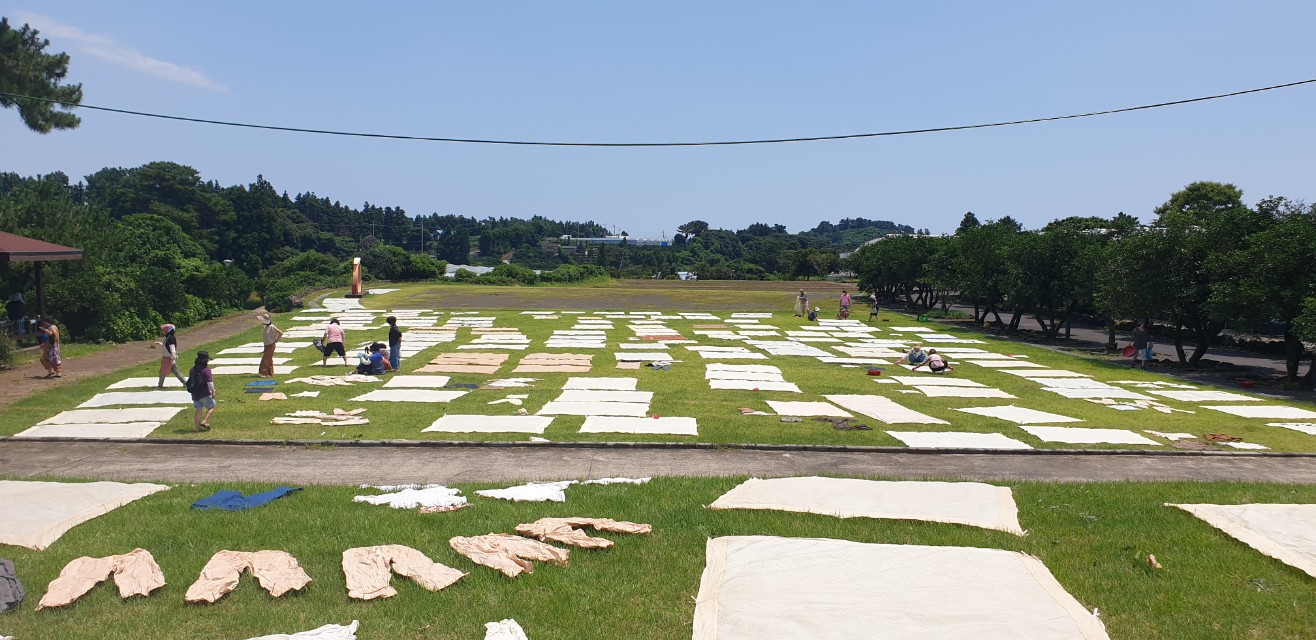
[900,345,953,374]
[354,343,393,375]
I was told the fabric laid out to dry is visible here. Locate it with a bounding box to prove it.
[709,379,801,393]
[513,353,594,373]
[285,375,377,387]
[957,405,1084,424]
[341,545,466,600]
[37,548,166,609]
[704,369,786,382]
[692,536,1110,640]
[105,377,187,389]
[537,401,649,417]
[999,369,1092,378]
[562,377,638,391]
[1040,387,1154,401]
[709,477,1025,535]
[515,517,653,548]
[354,485,467,510]
[555,389,653,404]
[271,409,369,426]
[417,352,509,374]
[823,395,948,425]
[612,352,673,362]
[381,375,452,389]
[578,415,698,435]
[766,401,851,418]
[348,389,469,403]
[1169,503,1316,578]
[77,391,194,408]
[961,360,1044,368]
[1201,405,1316,419]
[245,620,360,640]
[1219,441,1270,450]
[1033,378,1120,390]
[886,430,1034,450]
[484,619,529,640]
[890,376,986,387]
[424,415,554,434]
[211,365,299,376]
[1267,422,1316,436]
[450,534,570,578]
[0,558,23,613]
[1144,389,1260,402]
[184,550,312,603]
[476,481,576,503]
[0,480,170,551]
[1019,426,1162,446]
[12,421,167,440]
[916,386,1016,399]
[1145,430,1197,440]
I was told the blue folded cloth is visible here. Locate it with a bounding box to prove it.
[192,486,302,511]
[245,380,278,387]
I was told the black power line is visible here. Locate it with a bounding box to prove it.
[2,77,1313,147]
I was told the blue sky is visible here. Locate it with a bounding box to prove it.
[4,2,1315,238]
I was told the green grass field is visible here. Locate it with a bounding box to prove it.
[2,477,1313,639]
[1,281,1314,451]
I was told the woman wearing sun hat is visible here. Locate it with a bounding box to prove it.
[257,313,284,377]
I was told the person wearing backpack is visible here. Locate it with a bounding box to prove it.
[187,351,216,432]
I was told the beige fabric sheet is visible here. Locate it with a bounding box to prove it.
[341,544,466,600]
[708,477,1024,535]
[693,536,1109,640]
[37,548,166,609]
[449,534,569,578]
[515,517,653,548]
[1169,503,1316,578]
[184,550,312,603]
[0,480,170,550]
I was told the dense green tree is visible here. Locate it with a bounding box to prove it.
[0,17,82,132]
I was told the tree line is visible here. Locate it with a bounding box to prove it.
[847,182,1316,384]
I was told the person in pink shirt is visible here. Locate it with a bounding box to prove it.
[321,318,348,366]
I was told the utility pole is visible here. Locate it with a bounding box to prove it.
[420,219,425,253]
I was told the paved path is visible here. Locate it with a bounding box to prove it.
[0,309,262,410]
[4,441,1315,484]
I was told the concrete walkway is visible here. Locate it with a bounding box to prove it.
[4,441,1315,484]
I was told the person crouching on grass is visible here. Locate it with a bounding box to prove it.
[187,351,216,432]
[911,348,954,374]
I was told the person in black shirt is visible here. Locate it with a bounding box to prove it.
[386,316,402,372]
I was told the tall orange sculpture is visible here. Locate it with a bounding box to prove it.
[347,257,364,298]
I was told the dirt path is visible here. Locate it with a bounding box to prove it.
[0,310,260,411]
[2,441,1313,484]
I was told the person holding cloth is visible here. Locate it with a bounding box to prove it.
[257,314,284,377]
[386,316,402,372]
[794,290,808,317]
[153,324,185,387]
[355,343,387,375]
[186,351,215,431]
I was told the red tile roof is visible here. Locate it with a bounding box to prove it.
[0,231,84,262]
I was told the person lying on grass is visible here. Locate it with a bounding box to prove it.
[911,348,953,374]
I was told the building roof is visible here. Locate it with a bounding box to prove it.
[0,231,84,263]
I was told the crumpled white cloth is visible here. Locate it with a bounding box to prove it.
[580,477,651,486]
[476,481,576,503]
[247,619,359,640]
[485,619,529,640]
[354,486,467,509]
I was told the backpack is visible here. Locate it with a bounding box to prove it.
[186,369,205,394]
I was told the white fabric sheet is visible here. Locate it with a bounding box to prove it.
[1145,430,1196,440]
[106,377,185,389]
[692,536,1109,640]
[423,415,553,434]
[349,389,469,403]
[1202,405,1316,419]
[1146,390,1261,402]
[484,619,529,640]
[887,431,1034,450]
[1220,441,1270,450]
[537,401,650,417]
[354,486,466,509]
[0,480,170,550]
[579,416,699,435]
[918,387,1016,399]
[707,363,783,373]
[1019,426,1161,446]
[12,422,164,440]
[1036,378,1119,390]
[476,480,575,502]
[891,376,986,387]
[38,407,184,425]
[1000,369,1091,378]
[957,405,1084,424]
[1169,503,1316,578]
[765,401,851,417]
[963,360,1044,368]
[1041,387,1155,400]
[246,620,360,640]
[709,477,1024,535]
[709,380,801,392]
[382,375,452,388]
[824,395,948,424]
[1267,422,1316,436]
[614,352,673,361]
[704,370,785,381]
[555,389,654,404]
[211,365,299,375]
[77,391,193,407]
[562,377,639,390]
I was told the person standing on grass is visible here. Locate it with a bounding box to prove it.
[187,351,215,432]
[1131,321,1150,369]
[38,317,62,378]
[257,314,284,377]
[153,324,185,387]
[386,316,402,372]
[839,290,851,319]
[794,290,808,317]
[321,318,348,367]
[867,297,880,321]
